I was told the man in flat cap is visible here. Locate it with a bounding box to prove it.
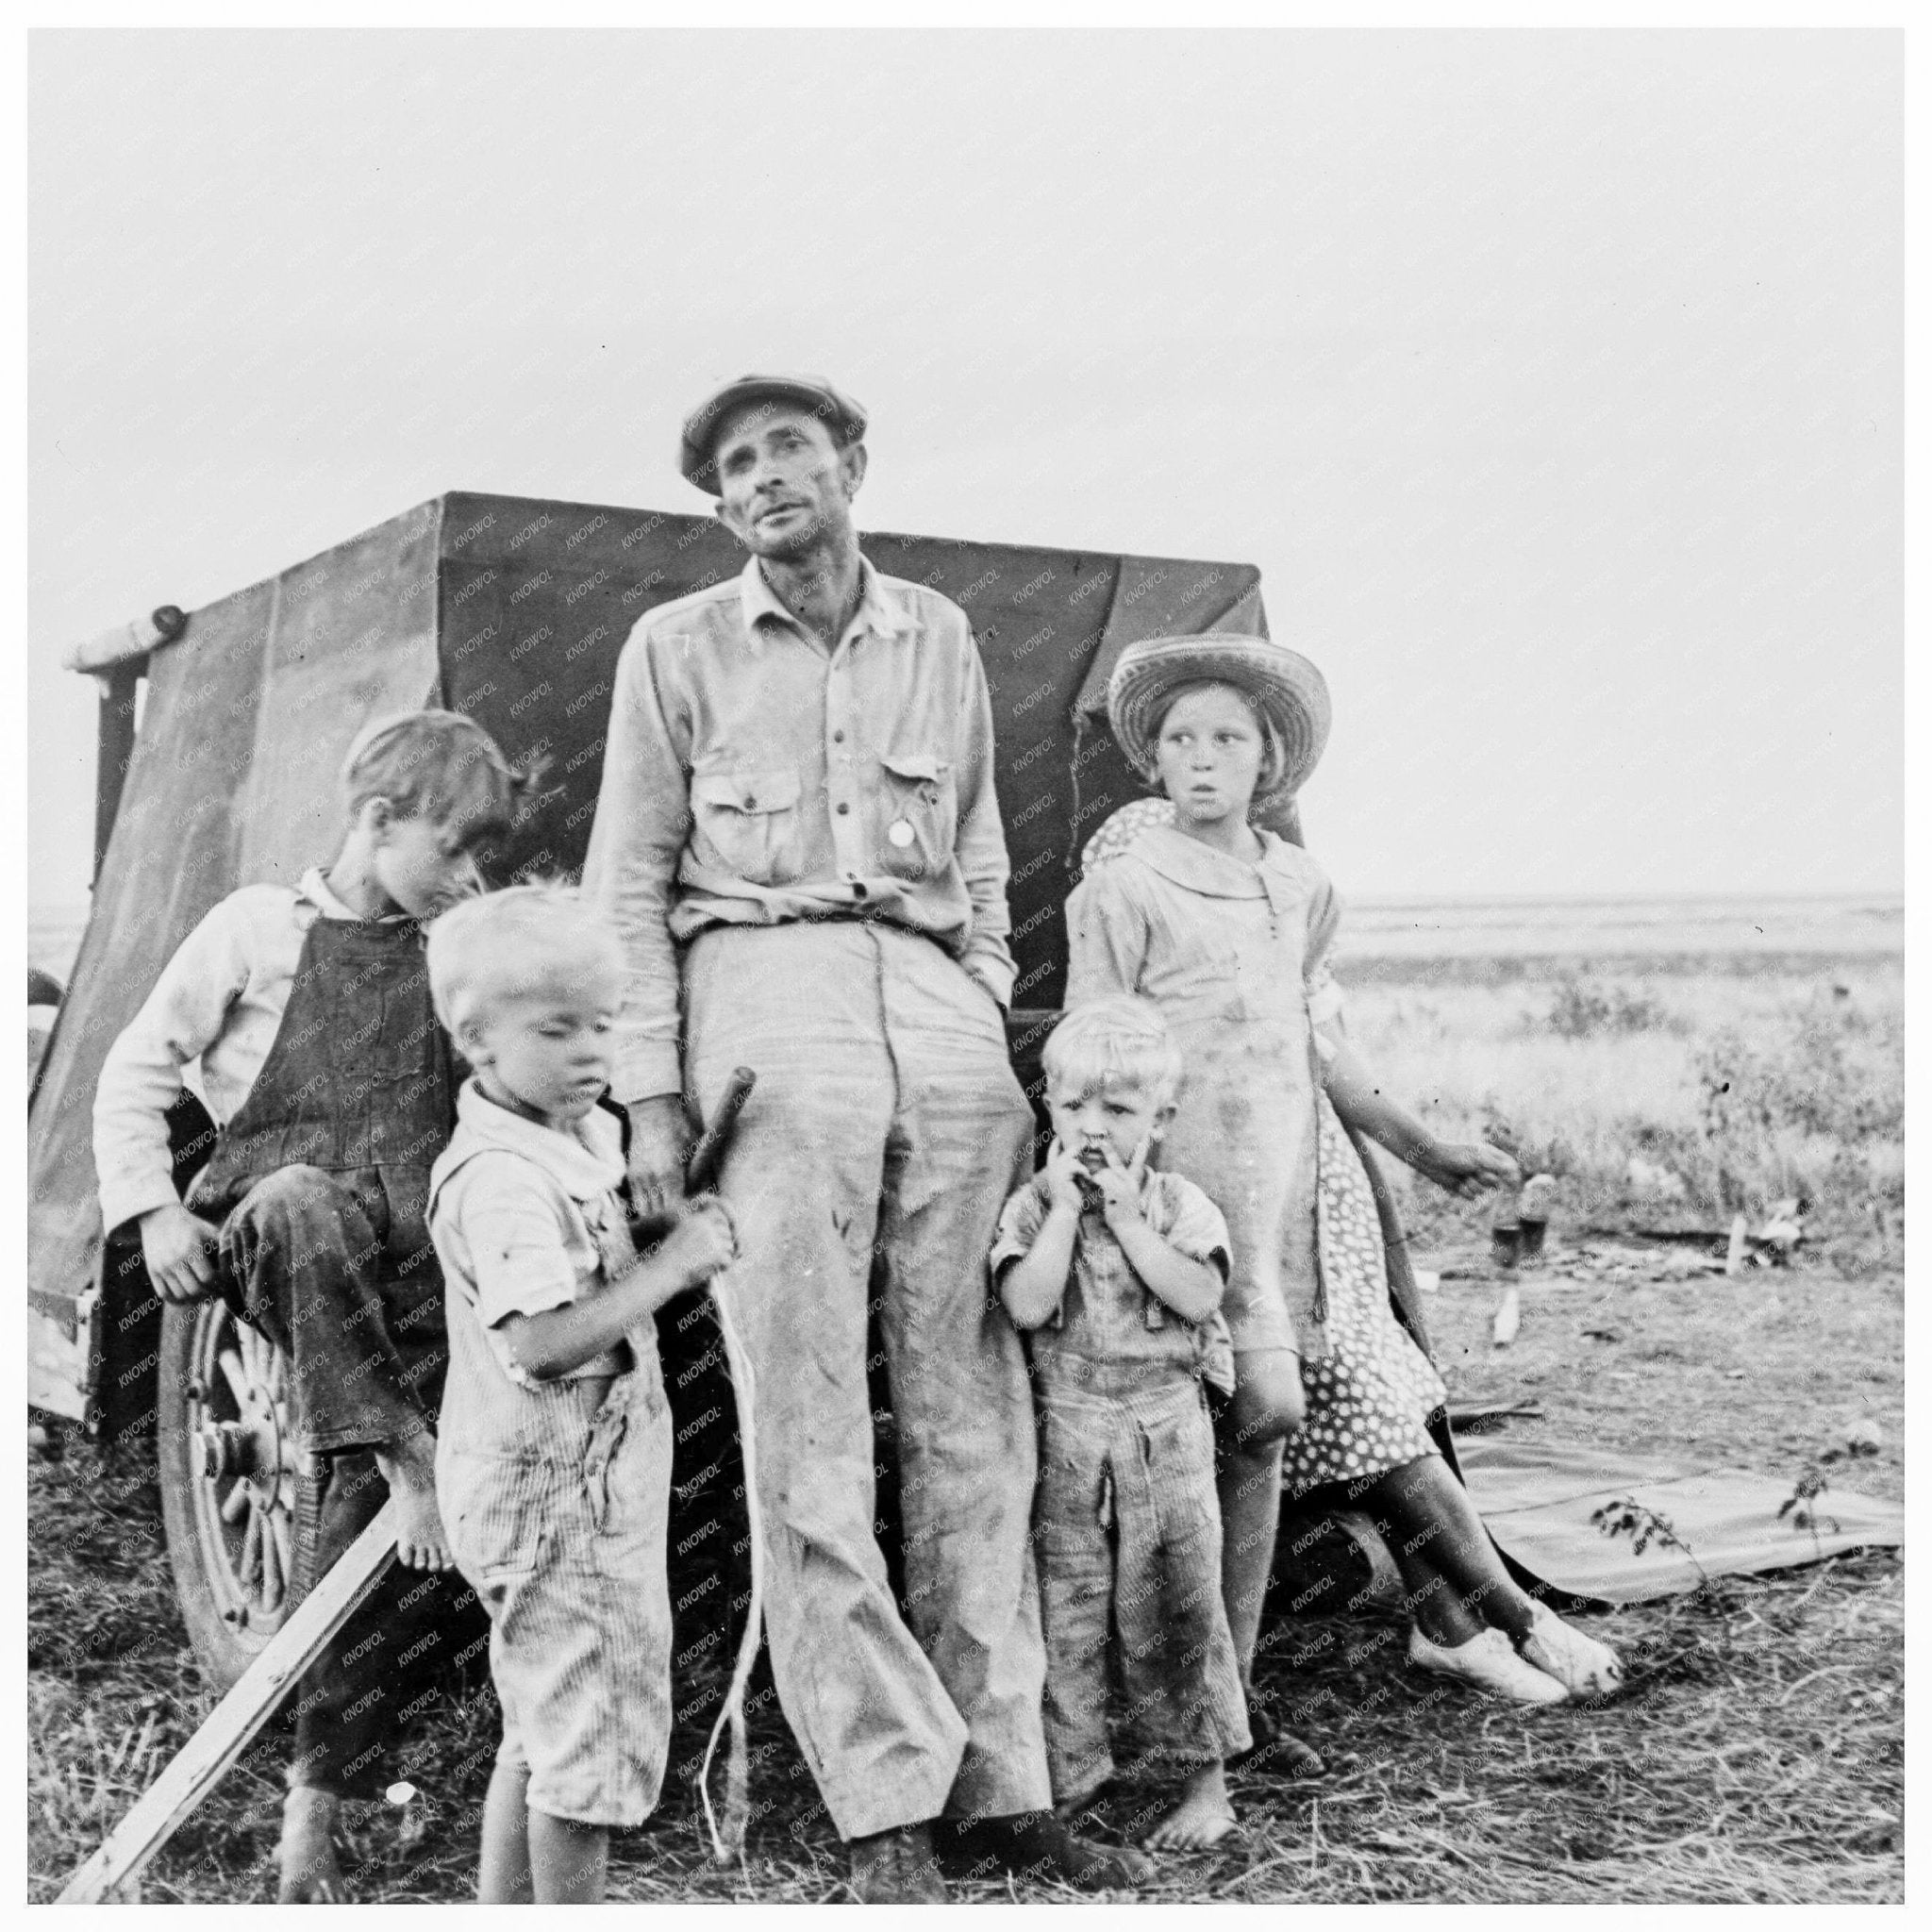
[583,376,1150,1901]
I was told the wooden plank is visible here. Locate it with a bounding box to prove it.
[92,666,142,883]
[57,1504,399,1905]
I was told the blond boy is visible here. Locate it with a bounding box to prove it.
[993,998,1253,1851]
[425,886,734,1904]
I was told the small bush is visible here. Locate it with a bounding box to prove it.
[1542,976,1680,1040]
[1696,1008,1904,1148]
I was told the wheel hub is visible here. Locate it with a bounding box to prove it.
[183,1302,297,1634]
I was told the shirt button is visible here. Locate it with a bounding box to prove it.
[853,881,868,899]
[836,802,850,815]
[832,729,845,743]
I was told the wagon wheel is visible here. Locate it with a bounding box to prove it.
[157,1298,299,1690]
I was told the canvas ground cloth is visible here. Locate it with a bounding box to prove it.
[1447,1432,1903,1607]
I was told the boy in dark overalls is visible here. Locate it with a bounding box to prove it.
[93,710,532,1900]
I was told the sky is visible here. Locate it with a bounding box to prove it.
[26,28,1902,909]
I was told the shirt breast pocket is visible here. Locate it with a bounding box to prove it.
[691,767,803,886]
[875,752,957,882]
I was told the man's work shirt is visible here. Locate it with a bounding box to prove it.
[582,554,1020,1104]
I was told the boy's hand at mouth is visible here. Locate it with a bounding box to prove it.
[1041,1138,1091,1215]
[1092,1136,1152,1230]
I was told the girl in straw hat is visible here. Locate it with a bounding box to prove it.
[1066,635,1623,1778]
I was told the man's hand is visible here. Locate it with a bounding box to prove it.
[139,1203,223,1304]
[1413,1138,1520,1202]
[1093,1135,1152,1232]
[656,1199,738,1295]
[1041,1139,1088,1216]
[625,1093,696,1224]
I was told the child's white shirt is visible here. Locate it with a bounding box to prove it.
[91,868,400,1237]
[428,1082,640,1388]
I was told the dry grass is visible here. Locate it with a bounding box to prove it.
[27,947,1904,1904]
[28,1265,1903,1905]
[1344,958,1904,1271]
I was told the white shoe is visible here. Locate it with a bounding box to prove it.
[1521,1601,1624,1699]
[1408,1624,1570,1705]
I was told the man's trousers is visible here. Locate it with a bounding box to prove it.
[683,921,1050,1840]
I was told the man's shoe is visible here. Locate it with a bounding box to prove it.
[941,1810,1153,1890]
[1407,1624,1569,1705]
[849,1822,948,1904]
[1230,1691,1326,1778]
[1520,1601,1624,1699]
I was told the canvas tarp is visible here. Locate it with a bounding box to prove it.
[29,490,1275,1422]
[28,505,443,1419]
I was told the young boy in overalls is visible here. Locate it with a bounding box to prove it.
[424,885,737,1903]
[92,709,531,1900]
[992,998,1255,1854]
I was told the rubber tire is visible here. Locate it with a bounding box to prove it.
[157,1297,279,1692]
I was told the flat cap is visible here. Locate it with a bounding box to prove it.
[678,373,869,493]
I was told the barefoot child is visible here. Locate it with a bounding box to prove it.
[424,886,736,1903]
[92,710,530,1898]
[993,999,1253,1851]
[1070,634,1624,1710]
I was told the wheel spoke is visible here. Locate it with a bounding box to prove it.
[240,1507,261,1588]
[219,1348,251,1412]
[221,1481,250,1525]
[270,1510,292,1593]
[258,1503,281,1608]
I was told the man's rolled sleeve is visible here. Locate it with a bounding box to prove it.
[581,628,691,1104]
[953,640,1019,1008]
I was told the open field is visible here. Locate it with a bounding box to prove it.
[28,895,1904,1901]
[1349,953,1904,1274]
[1333,891,1902,965]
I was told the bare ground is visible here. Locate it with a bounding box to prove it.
[28,1257,1903,1905]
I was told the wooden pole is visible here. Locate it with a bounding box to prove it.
[58,1504,398,1905]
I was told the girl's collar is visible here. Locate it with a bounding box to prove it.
[1130,822,1300,898]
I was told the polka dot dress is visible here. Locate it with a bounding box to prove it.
[1281,1097,1447,1498]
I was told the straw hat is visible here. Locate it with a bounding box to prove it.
[1106,633,1331,803]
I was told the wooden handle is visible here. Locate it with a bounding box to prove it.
[686,1067,757,1195]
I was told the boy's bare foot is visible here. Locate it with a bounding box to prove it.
[278,1787,345,1902]
[1142,1762,1237,1852]
[375,1432,451,1572]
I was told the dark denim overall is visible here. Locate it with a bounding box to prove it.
[188,913,477,1798]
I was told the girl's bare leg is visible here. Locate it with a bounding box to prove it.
[478,1760,534,1904]
[1369,1455,1536,1641]
[528,1811,609,1904]
[1218,1348,1306,1690]
[1387,1540,1484,1647]
[1218,1438,1285,1690]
